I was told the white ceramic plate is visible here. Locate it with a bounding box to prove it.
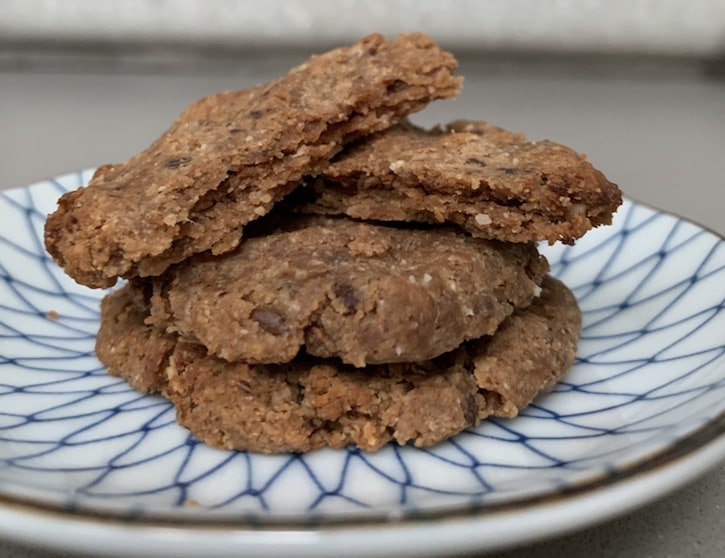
[0,170,723,557]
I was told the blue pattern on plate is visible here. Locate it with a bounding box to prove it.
[0,171,723,519]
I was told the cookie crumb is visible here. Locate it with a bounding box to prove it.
[569,203,587,216]
[389,160,406,173]
[475,213,492,226]
[47,310,60,320]
[185,499,199,507]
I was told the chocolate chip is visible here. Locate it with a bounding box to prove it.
[229,128,245,134]
[387,79,408,93]
[165,156,192,169]
[466,157,487,167]
[251,308,288,335]
[249,110,263,119]
[497,167,516,175]
[463,394,478,426]
[332,282,359,313]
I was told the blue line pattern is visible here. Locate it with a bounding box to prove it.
[0,171,723,520]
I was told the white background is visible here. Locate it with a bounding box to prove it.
[2,0,725,56]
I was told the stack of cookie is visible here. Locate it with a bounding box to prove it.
[45,33,621,453]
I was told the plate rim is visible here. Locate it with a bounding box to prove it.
[0,417,721,557]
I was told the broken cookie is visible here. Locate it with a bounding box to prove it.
[300,119,622,244]
[45,33,462,288]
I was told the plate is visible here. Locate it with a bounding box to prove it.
[0,170,723,557]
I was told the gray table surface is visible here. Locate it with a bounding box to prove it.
[0,55,723,557]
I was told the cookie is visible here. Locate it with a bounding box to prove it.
[96,275,581,453]
[45,33,462,289]
[300,120,622,244]
[144,216,549,367]
[95,281,174,394]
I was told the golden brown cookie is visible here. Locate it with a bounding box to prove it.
[300,120,622,244]
[144,217,548,367]
[46,33,462,288]
[96,276,581,453]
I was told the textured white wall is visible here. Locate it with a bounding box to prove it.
[1,0,724,55]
